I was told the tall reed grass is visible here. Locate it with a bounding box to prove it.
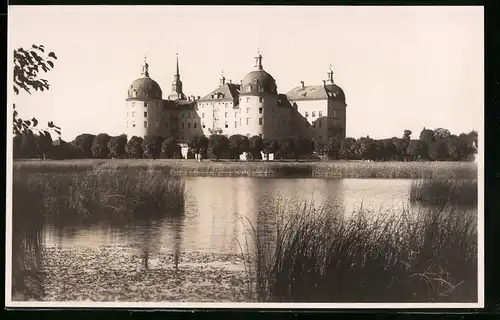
[13,159,477,179]
[11,167,186,299]
[410,179,478,208]
[240,201,477,303]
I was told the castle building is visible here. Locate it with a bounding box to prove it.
[125,52,347,145]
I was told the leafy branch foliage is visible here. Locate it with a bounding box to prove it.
[13,44,61,137]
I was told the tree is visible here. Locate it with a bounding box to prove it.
[72,134,95,158]
[339,137,356,160]
[278,137,296,160]
[13,45,61,137]
[125,136,144,159]
[13,135,22,159]
[295,136,314,159]
[381,139,397,161]
[406,139,428,161]
[446,135,467,161]
[107,134,128,159]
[19,132,37,158]
[142,135,164,159]
[262,137,279,161]
[356,137,377,161]
[433,128,451,141]
[403,130,412,140]
[34,132,53,159]
[428,140,449,161]
[248,135,264,161]
[324,137,341,160]
[208,134,229,161]
[188,135,209,160]
[228,134,249,160]
[91,133,111,159]
[419,128,435,146]
[161,137,181,159]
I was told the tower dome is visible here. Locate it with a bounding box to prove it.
[127,58,162,100]
[241,52,277,94]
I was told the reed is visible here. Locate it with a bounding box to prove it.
[11,167,186,299]
[410,179,478,208]
[240,200,477,303]
[13,159,477,179]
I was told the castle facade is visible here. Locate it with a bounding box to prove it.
[125,52,347,145]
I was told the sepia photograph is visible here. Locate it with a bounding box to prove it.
[6,5,483,309]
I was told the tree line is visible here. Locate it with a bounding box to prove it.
[13,127,478,162]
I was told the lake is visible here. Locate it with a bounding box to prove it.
[12,176,477,302]
[44,177,414,253]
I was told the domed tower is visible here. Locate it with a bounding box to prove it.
[238,51,281,138]
[324,66,347,140]
[125,57,164,139]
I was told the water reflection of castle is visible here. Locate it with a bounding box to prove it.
[125,52,347,146]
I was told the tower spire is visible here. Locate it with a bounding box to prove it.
[220,69,226,85]
[176,52,180,77]
[327,65,335,84]
[141,54,149,77]
[170,52,184,100]
[255,49,263,70]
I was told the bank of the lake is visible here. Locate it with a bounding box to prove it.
[13,159,477,179]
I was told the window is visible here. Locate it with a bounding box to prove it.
[202,123,206,128]
[319,136,322,141]
[234,112,237,118]
[194,123,197,128]
[165,123,168,128]
[202,113,205,118]
[259,97,263,103]
[144,121,147,128]
[132,102,136,107]
[234,121,238,128]
[312,121,316,128]
[259,108,263,114]
[181,113,185,119]
[312,111,316,117]
[225,103,228,108]
[132,123,136,127]
[188,123,191,129]
[132,111,136,118]
[144,102,147,107]
[225,112,228,118]
[144,111,147,117]
[318,120,322,128]
[246,97,249,102]
[225,121,228,128]
[240,118,242,125]
[246,118,249,125]
[188,112,191,118]
[305,111,309,117]
[333,110,338,118]
[181,123,184,129]
[259,118,263,125]
[319,111,323,117]
[246,107,250,114]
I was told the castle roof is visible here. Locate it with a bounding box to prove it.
[198,83,241,102]
[286,83,345,104]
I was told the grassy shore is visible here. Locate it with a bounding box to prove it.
[410,179,478,208]
[241,200,478,303]
[13,159,477,179]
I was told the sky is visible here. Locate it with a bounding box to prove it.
[8,5,484,141]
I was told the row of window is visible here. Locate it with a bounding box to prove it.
[126,121,148,128]
[128,111,148,118]
[130,102,160,108]
[303,110,339,118]
[201,107,265,119]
